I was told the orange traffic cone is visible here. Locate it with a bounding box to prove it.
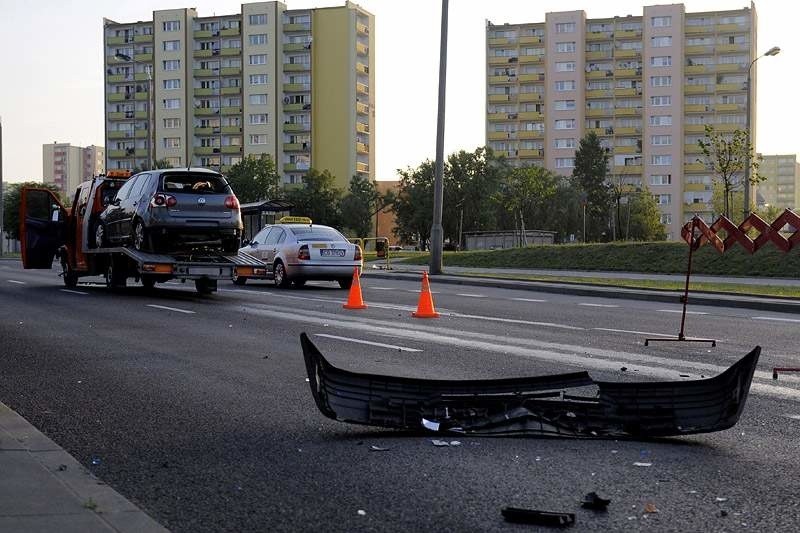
[412,271,439,318]
[343,267,367,309]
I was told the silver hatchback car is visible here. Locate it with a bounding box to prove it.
[236,217,362,288]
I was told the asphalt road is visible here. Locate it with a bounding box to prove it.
[1,260,800,532]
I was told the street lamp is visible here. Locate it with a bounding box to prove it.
[115,53,154,171]
[744,45,780,218]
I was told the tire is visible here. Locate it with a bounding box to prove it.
[232,274,248,286]
[292,279,306,288]
[273,261,291,288]
[195,278,217,294]
[132,219,148,252]
[141,275,156,290]
[338,277,352,290]
[105,258,127,290]
[95,223,107,249]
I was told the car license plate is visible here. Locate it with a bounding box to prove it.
[320,249,345,257]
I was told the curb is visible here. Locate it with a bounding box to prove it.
[361,269,800,315]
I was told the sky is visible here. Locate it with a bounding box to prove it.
[0,0,797,184]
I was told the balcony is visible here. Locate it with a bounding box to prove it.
[614,145,638,154]
[586,108,611,117]
[716,63,743,74]
[685,64,707,75]
[684,183,709,192]
[108,131,131,139]
[108,149,128,158]
[487,131,511,140]
[283,123,309,132]
[614,68,640,78]
[488,56,514,66]
[586,51,612,61]
[715,123,741,133]
[519,35,542,45]
[284,63,309,72]
[283,143,307,152]
[194,69,216,77]
[487,112,506,121]
[519,55,543,64]
[684,144,702,154]
[684,104,710,113]
[586,128,608,136]
[134,72,151,81]
[614,49,640,59]
[284,163,298,172]
[356,142,369,154]
[134,92,148,101]
[221,86,240,95]
[284,83,310,92]
[283,103,306,112]
[684,84,711,94]
[356,82,369,96]
[356,102,369,115]
[716,43,747,54]
[684,124,706,133]
[684,162,706,172]
[517,130,543,139]
[108,112,130,120]
[194,127,215,135]
[220,48,240,56]
[586,31,612,42]
[134,34,152,43]
[487,37,510,47]
[685,45,713,55]
[107,36,126,45]
[586,70,612,79]
[220,106,241,115]
[193,49,212,58]
[194,88,216,96]
[195,108,219,116]
[356,42,368,56]
[518,149,544,158]
[221,146,242,154]
[356,62,369,75]
[356,162,369,173]
[134,130,147,139]
[685,25,712,34]
[586,89,612,98]
[357,22,369,36]
[518,93,542,102]
[717,23,746,33]
[134,53,152,62]
[488,94,511,103]
[716,83,743,93]
[614,87,637,97]
[221,126,241,134]
[684,202,712,212]
[283,43,308,52]
[614,165,643,175]
[614,29,642,39]
[615,127,640,135]
[194,30,213,39]
[518,73,544,83]
[108,93,127,102]
[518,111,543,120]
[220,67,241,76]
[220,27,240,37]
[194,147,215,155]
[107,74,131,83]
[715,103,741,112]
[284,23,311,32]
[614,107,640,116]
[356,122,370,134]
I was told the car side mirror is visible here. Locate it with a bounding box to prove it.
[112,198,121,206]
[250,240,258,247]
[241,239,250,246]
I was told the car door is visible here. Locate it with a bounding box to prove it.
[19,188,67,269]
[103,176,136,242]
[117,173,150,238]
[246,227,273,261]
[263,227,285,270]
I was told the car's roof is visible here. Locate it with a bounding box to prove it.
[135,167,223,177]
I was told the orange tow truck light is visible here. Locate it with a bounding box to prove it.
[142,263,173,274]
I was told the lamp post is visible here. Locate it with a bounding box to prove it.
[744,46,780,218]
[0,115,4,256]
[430,0,448,274]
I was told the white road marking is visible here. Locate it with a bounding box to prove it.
[7,280,25,285]
[369,287,396,290]
[579,303,619,308]
[456,293,487,298]
[314,333,422,352]
[60,289,88,295]
[753,316,800,324]
[593,328,675,338]
[511,297,547,303]
[657,309,708,315]
[146,304,196,314]
[405,289,440,294]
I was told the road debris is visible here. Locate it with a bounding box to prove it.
[501,507,575,527]
[633,462,652,467]
[357,510,366,516]
[644,503,659,514]
[369,445,390,452]
[581,492,611,511]
[716,497,728,502]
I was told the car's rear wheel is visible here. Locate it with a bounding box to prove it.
[132,219,149,252]
[273,261,291,288]
[105,258,127,290]
[195,278,217,294]
[338,277,353,289]
[95,224,107,249]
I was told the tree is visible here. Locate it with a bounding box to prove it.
[624,186,667,241]
[491,165,558,246]
[225,154,281,203]
[710,181,743,222]
[538,176,584,242]
[698,124,762,222]
[339,175,395,239]
[392,160,435,250]
[573,132,612,241]
[134,158,173,173]
[3,182,65,241]
[285,168,344,227]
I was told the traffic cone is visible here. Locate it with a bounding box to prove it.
[412,271,439,318]
[343,267,367,309]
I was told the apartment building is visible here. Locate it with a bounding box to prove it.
[103,1,374,190]
[757,154,800,210]
[42,143,105,196]
[486,4,757,240]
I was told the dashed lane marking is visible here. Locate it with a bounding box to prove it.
[456,293,487,298]
[314,333,422,352]
[60,289,89,295]
[657,309,708,315]
[753,316,800,324]
[146,304,196,314]
[510,297,547,303]
[7,280,25,285]
[579,303,620,308]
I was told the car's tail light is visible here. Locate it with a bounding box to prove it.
[298,245,310,261]
[354,245,362,261]
[224,195,240,210]
[150,193,176,208]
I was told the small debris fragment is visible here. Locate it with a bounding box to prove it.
[501,507,575,527]
[627,516,638,521]
[620,367,628,372]
[57,464,68,471]
[535,456,541,461]
[370,445,390,452]
[680,374,690,378]
[716,497,728,503]
[687,490,698,494]
[644,503,659,514]
[719,510,729,517]
[228,324,233,328]
[431,440,450,447]
[422,418,440,431]
[357,510,366,516]
[581,492,611,511]
[611,450,618,454]
[449,441,461,447]
[305,378,310,382]
[633,462,652,467]
[91,457,101,466]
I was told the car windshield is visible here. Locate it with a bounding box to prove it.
[289,226,347,242]
[160,173,229,194]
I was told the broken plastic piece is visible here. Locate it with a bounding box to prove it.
[431,440,450,447]
[633,462,652,467]
[422,418,440,431]
[369,445,389,452]
[501,507,575,527]
[581,492,611,510]
[300,333,759,439]
[644,503,659,514]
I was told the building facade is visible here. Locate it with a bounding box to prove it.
[103,1,374,190]
[42,143,105,196]
[486,4,757,240]
[757,154,800,210]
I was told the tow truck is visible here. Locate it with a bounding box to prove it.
[20,170,266,294]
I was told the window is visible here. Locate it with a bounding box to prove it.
[554,80,576,91]
[163,137,180,149]
[649,115,672,126]
[651,16,672,27]
[554,119,575,130]
[651,155,672,165]
[162,98,180,109]
[555,158,575,168]
[556,61,576,72]
[249,113,267,124]
[249,34,267,45]
[650,95,671,106]
[163,40,180,51]
[163,79,180,90]
[249,74,267,85]
[249,94,267,105]
[660,213,672,224]
[555,22,575,33]
[554,138,576,149]
[650,56,672,67]
[249,14,267,25]
[654,194,671,205]
[249,54,267,65]
[650,76,671,87]
[250,134,267,144]
[651,135,672,146]
[162,60,180,72]
[163,118,180,129]
[554,100,576,110]
[651,36,672,47]
[162,21,180,32]
[650,174,672,185]
[556,41,576,53]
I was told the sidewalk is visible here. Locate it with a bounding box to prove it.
[0,401,167,533]
[362,261,800,314]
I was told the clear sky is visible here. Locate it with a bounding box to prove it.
[0,0,796,183]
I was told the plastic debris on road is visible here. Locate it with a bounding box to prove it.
[357,510,366,516]
[369,445,390,452]
[644,503,659,514]
[581,492,611,511]
[633,462,652,467]
[501,507,575,527]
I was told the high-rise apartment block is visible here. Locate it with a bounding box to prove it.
[757,154,800,210]
[486,5,757,239]
[103,1,374,189]
[42,143,105,196]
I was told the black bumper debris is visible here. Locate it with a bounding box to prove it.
[501,507,575,527]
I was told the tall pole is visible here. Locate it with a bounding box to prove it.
[0,115,4,256]
[147,65,154,170]
[429,0,448,274]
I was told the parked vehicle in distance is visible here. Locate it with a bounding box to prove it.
[96,168,242,254]
[236,217,362,288]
